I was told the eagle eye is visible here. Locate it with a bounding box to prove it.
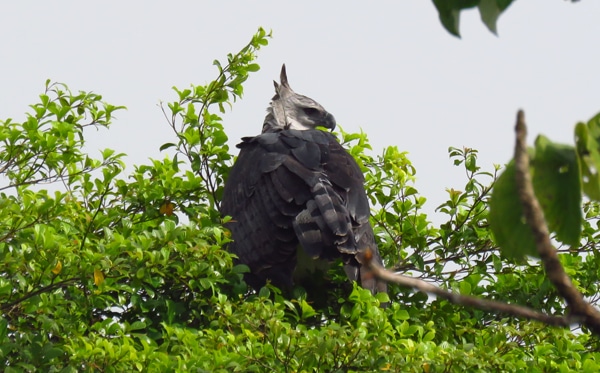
[302,107,320,117]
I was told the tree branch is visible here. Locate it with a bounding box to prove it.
[513,109,600,335]
[365,111,600,335]
[1,277,80,312]
[364,251,570,327]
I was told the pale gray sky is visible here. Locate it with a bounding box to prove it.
[1,1,599,217]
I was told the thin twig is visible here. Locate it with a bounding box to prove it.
[1,278,80,312]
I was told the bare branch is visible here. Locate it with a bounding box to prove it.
[364,251,570,327]
[513,109,600,335]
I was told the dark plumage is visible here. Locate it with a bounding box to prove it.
[221,65,387,295]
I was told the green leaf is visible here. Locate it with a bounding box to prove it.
[258,286,270,298]
[432,0,479,37]
[533,136,581,247]
[478,0,502,34]
[459,281,471,295]
[575,113,600,201]
[433,0,461,37]
[496,0,515,12]
[489,161,537,259]
[129,321,147,331]
[300,299,316,319]
[422,330,436,342]
[490,137,582,260]
[159,142,176,152]
[212,129,228,147]
[375,291,390,305]
[433,0,514,37]
[465,153,478,172]
[246,63,260,72]
[477,0,515,35]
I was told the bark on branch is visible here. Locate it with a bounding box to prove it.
[363,109,600,335]
[513,109,600,335]
[364,251,570,327]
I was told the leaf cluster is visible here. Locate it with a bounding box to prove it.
[490,114,600,260]
[432,0,514,37]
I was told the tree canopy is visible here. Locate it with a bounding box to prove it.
[2,26,600,372]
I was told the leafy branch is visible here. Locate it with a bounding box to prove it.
[513,110,600,335]
[0,81,125,192]
[160,27,271,211]
[365,110,600,336]
[0,277,81,313]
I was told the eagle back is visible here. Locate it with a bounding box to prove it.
[221,129,372,290]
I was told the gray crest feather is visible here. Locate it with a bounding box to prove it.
[280,63,290,88]
[271,80,288,128]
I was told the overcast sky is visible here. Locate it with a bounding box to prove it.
[1,1,599,218]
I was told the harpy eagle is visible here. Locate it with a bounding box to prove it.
[221,65,387,295]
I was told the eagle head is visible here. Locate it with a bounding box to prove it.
[263,64,337,133]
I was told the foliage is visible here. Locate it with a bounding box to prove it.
[432,0,515,37]
[490,113,600,260]
[2,28,600,372]
[432,0,581,38]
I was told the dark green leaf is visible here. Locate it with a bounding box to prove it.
[575,113,600,201]
[489,161,538,259]
[478,0,501,34]
[533,135,581,247]
[432,0,479,37]
[490,137,582,260]
[159,142,176,151]
[496,0,515,12]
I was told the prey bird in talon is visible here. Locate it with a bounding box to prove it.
[221,64,387,298]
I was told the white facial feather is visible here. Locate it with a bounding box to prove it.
[286,117,313,130]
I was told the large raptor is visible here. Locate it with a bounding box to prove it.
[221,65,387,296]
